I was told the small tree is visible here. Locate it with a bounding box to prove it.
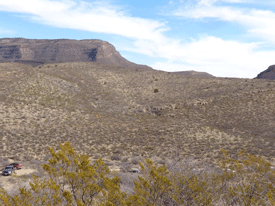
[126,159,172,206]
[0,142,127,206]
[217,149,275,205]
[1,144,275,206]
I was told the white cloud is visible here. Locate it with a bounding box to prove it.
[0,0,274,78]
[123,34,271,78]
[0,0,167,41]
[171,1,275,45]
[0,27,14,34]
[148,36,275,78]
[198,0,217,6]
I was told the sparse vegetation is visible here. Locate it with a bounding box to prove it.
[1,61,275,204]
[1,142,275,205]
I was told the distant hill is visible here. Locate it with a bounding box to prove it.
[0,38,151,69]
[256,65,275,80]
[0,38,216,77]
[173,70,214,78]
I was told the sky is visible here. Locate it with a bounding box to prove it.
[0,0,275,78]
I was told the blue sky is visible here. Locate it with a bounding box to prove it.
[0,0,275,78]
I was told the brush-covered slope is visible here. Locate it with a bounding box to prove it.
[173,70,214,78]
[0,62,275,166]
[0,38,151,70]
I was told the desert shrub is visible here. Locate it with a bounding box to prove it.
[215,149,275,205]
[111,155,121,161]
[131,158,139,165]
[121,157,128,162]
[23,155,33,161]
[10,155,21,161]
[154,89,159,93]
[113,149,122,154]
[126,159,172,205]
[1,144,275,206]
[43,155,51,162]
[0,160,9,168]
[118,173,138,194]
[0,142,126,205]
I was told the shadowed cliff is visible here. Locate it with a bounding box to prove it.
[256,65,275,80]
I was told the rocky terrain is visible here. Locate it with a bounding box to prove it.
[1,61,275,172]
[256,65,275,80]
[0,38,151,70]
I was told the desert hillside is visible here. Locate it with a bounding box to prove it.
[0,38,151,70]
[1,61,275,168]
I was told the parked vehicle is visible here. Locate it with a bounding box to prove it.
[9,163,22,169]
[2,166,15,176]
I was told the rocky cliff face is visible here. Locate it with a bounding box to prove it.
[256,65,275,80]
[0,38,150,69]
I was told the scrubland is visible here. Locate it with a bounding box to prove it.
[1,62,275,205]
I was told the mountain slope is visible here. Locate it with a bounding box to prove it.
[256,65,275,80]
[0,38,151,69]
[1,62,275,166]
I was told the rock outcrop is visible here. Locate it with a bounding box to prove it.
[0,38,151,69]
[256,65,275,80]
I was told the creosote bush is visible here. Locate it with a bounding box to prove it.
[0,143,275,206]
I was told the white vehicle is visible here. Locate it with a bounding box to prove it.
[2,166,15,176]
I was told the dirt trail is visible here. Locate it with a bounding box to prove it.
[0,168,38,193]
[13,168,36,176]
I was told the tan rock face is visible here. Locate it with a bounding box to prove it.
[0,38,150,69]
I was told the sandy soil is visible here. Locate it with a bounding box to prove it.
[13,168,36,176]
[0,168,38,193]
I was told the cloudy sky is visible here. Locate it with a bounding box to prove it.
[0,0,275,78]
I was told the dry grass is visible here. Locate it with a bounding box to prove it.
[1,62,275,169]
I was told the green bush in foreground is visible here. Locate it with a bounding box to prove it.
[0,143,275,205]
